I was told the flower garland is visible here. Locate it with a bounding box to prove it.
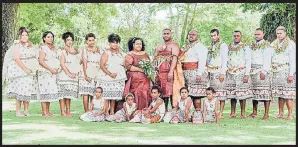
[250,40,270,51]
[272,37,290,54]
[179,40,200,61]
[208,40,222,59]
[228,42,246,52]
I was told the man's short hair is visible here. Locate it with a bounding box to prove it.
[210,29,219,35]
[234,30,242,35]
[163,28,172,32]
[276,26,286,32]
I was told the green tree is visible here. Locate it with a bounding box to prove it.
[241,3,296,42]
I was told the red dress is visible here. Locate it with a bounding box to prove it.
[154,50,173,97]
[124,52,151,110]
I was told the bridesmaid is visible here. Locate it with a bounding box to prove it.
[124,37,151,110]
[57,32,80,117]
[38,31,60,117]
[6,27,39,116]
[79,33,101,112]
[97,33,127,116]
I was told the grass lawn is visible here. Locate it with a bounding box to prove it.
[2,92,296,145]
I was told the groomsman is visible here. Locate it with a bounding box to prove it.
[207,29,229,118]
[270,26,296,120]
[248,28,272,120]
[225,30,253,119]
[180,29,208,111]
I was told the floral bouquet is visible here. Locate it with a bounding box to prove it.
[138,59,155,82]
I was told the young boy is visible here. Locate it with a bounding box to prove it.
[203,87,220,123]
[129,85,166,123]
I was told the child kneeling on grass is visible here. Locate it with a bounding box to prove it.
[106,93,137,122]
[129,85,166,124]
[80,87,106,122]
[202,87,220,124]
[163,87,193,124]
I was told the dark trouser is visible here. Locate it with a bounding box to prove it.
[191,96,205,111]
[162,96,173,111]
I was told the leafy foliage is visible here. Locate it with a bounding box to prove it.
[14,3,294,56]
[241,3,296,42]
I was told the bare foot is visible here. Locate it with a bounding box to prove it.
[66,113,73,117]
[219,113,224,119]
[42,114,51,117]
[261,115,269,120]
[248,113,257,118]
[228,114,236,118]
[24,112,30,117]
[286,115,293,120]
[241,115,247,119]
[61,113,67,117]
[275,114,284,119]
[48,112,56,117]
[16,113,24,117]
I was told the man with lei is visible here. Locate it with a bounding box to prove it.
[270,26,296,120]
[207,29,229,119]
[248,28,272,120]
[225,30,253,119]
[179,29,208,113]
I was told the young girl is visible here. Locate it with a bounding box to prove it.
[106,93,137,122]
[129,85,165,124]
[203,87,220,123]
[163,87,193,123]
[80,87,105,122]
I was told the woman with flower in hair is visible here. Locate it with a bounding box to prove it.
[38,31,60,117]
[106,93,138,122]
[124,37,152,110]
[4,27,39,117]
[57,32,81,117]
[97,33,126,116]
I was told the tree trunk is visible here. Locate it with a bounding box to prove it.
[173,6,180,43]
[187,3,197,31]
[2,3,18,63]
[293,18,296,42]
[179,4,190,47]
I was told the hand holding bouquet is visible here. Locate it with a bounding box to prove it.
[138,59,155,81]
